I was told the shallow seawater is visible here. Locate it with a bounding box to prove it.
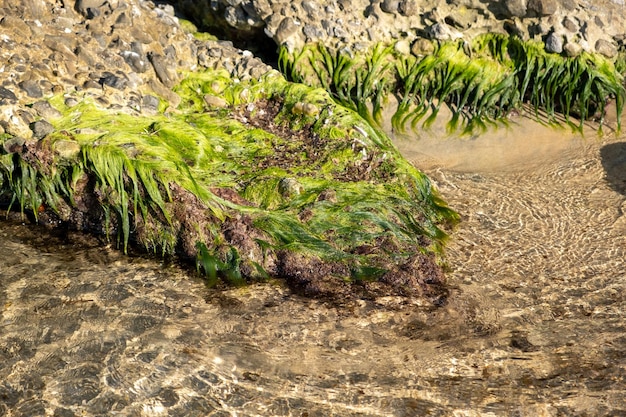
[1,116,626,416]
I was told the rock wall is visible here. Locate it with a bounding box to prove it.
[0,0,271,140]
[171,0,626,58]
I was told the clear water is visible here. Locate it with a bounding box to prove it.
[1,117,625,416]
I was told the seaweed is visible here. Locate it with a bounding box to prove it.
[279,34,626,133]
[0,68,458,295]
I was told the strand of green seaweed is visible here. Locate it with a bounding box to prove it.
[279,34,626,133]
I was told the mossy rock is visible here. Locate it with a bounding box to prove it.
[0,69,458,301]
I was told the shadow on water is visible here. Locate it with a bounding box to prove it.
[600,142,626,196]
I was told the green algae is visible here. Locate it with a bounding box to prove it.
[279,34,626,133]
[0,68,457,291]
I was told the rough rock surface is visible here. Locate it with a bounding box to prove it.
[171,0,626,57]
[0,0,272,141]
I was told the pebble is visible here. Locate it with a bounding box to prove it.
[30,120,54,140]
[19,80,43,98]
[545,32,563,54]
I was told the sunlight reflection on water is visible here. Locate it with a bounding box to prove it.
[0,117,625,416]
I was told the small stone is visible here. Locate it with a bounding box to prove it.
[121,51,150,73]
[398,0,418,16]
[503,20,526,39]
[545,32,563,54]
[527,0,558,16]
[53,140,82,159]
[19,80,43,98]
[302,103,319,116]
[141,95,160,114]
[274,17,300,45]
[411,38,435,56]
[278,178,303,197]
[595,39,617,58]
[291,101,319,116]
[43,35,76,58]
[113,12,130,28]
[203,95,229,108]
[0,15,32,38]
[32,101,63,119]
[83,80,102,90]
[65,97,79,107]
[0,87,18,101]
[303,25,324,41]
[563,41,582,57]
[3,136,25,154]
[30,120,55,140]
[148,52,177,88]
[99,73,127,90]
[562,16,578,33]
[0,105,34,139]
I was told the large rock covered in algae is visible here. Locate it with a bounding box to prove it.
[0,0,457,303]
[0,66,458,301]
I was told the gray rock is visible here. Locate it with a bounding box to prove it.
[113,12,131,29]
[148,52,177,88]
[445,12,477,29]
[504,0,527,17]
[3,136,25,154]
[141,95,160,114]
[381,0,399,14]
[64,97,79,107]
[31,101,62,119]
[43,35,76,58]
[121,51,150,73]
[545,32,563,53]
[527,0,558,16]
[394,40,411,55]
[252,0,272,20]
[0,87,18,101]
[30,120,54,140]
[224,6,251,30]
[303,25,325,41]
[99,73,127,90]
[274,17,300,45]
[428,22,462,41]
[595,39,617,58]
[562,16,579,33]
[203,95,229,108]
[19,80,43,99]
[0,106,33,138]
[0,15,32,38]
[18,109,36,126]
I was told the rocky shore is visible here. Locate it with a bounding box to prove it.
[0,0,625,300]
[0,0,460,301]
